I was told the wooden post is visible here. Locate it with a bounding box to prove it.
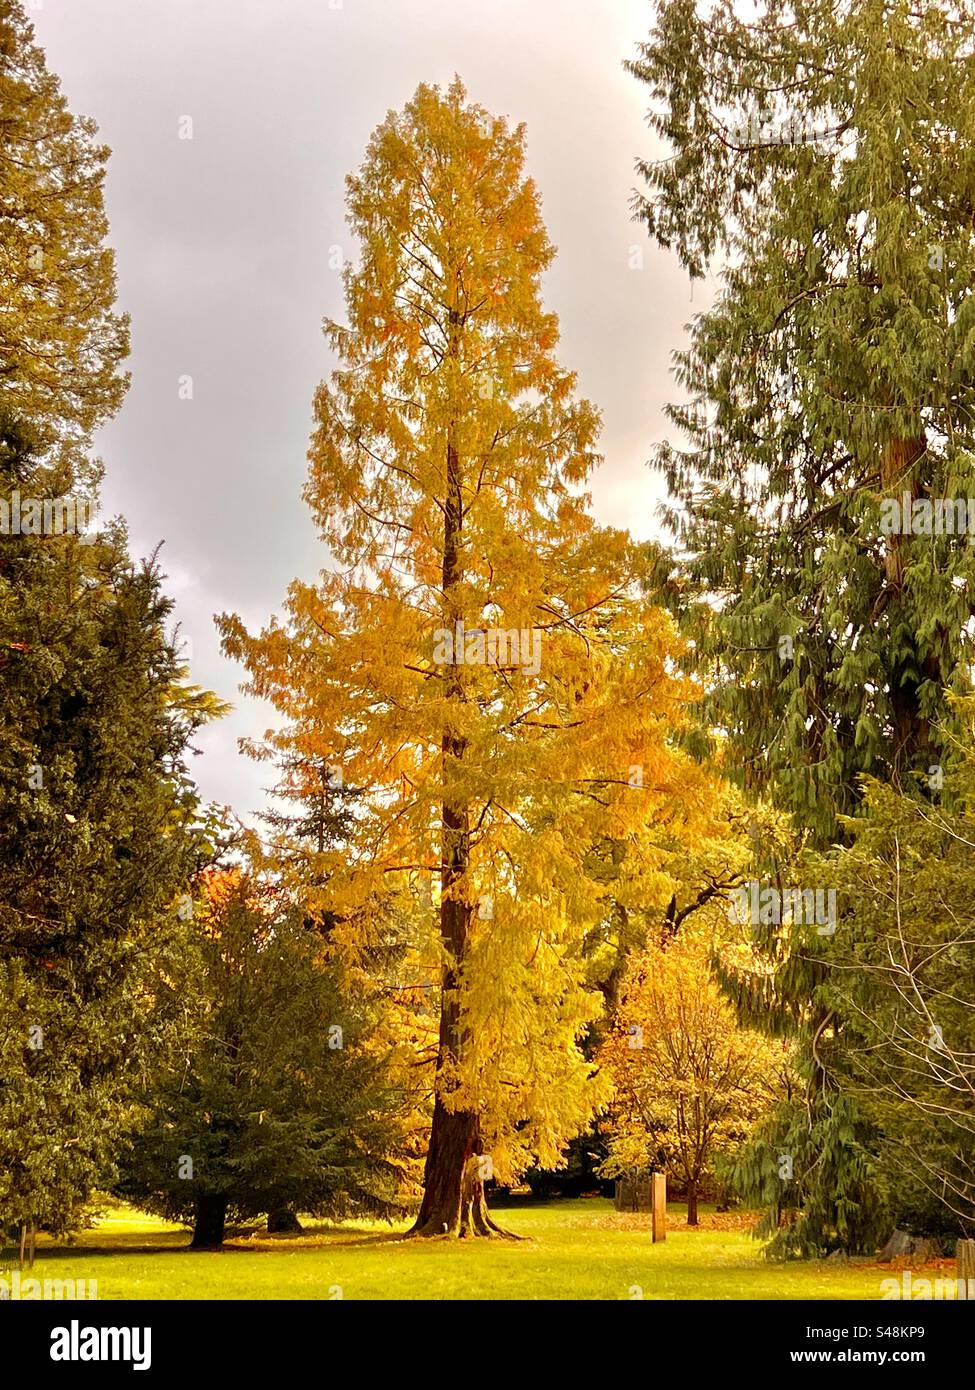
[651,1171,666,1243]
[957,1238,975,1297]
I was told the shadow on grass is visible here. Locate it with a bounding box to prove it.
[2,1226,419,1264]
[2,1242,184,1264]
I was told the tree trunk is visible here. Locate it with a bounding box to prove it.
[687,1178,699,1227]
[409,383,512,1240]
[190,1194,227,1249]
[880,434,938,770]
[267,1207,303,1235]
[411,1112,508,1237]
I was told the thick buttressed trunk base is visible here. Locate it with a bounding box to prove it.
[408,1101,518,1239]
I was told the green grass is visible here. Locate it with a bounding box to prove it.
[2,1199,896,1301]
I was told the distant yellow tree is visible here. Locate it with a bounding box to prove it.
[220,79,716,1237]
[601,926,787,1224]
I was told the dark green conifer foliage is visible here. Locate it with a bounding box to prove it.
[120,871,407,1249]
[0,421,221,1237]
[0,1,221,1239]
[632,0,975,839]
[631,0,975,1253]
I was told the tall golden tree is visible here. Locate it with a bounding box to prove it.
[220,79,714,1237]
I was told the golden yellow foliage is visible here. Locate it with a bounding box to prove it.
[600,923,788,1213]
[219,80,720,1216]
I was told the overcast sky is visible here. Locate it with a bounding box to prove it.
[32,0,708,823]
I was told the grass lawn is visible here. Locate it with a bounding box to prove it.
[2,1200,900,1301]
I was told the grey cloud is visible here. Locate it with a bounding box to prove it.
[34,0,690,819]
